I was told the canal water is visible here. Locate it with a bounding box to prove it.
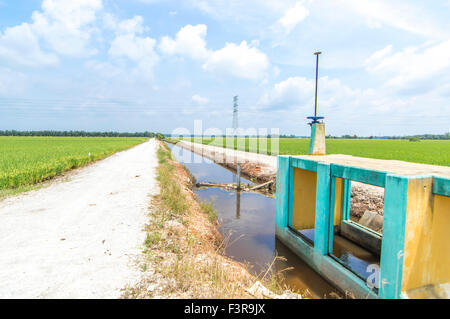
[169,144,340,299]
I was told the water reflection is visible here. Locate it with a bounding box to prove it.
[236,191,241,220]
[332,235,379,281]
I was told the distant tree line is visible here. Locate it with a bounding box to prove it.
[178,133,450,140]
[0,130,161,138]
[336,133,450,140]
[5,130,445,140]
[385,133,450,140]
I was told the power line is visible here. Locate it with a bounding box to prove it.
[232,95,238,136]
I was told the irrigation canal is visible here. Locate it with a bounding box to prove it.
[168,143,341,299]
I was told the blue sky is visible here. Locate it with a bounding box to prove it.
[0,0,449,136]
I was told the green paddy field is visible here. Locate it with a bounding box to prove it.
[182,137,450,167]
[0,137,147,191]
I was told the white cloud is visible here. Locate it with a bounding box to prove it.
[258,76,314,108]
[192,94,209,105]
[0,22,58,66]
[116,15,146,34]
[254,75,400,134]
[109,35,159,78]
[84,60,123,78]
[365,45,392,65]
[159,25,270,80]
[40,0,102,25]
[276,1,309,34]
[110,35,157,62]
[337,0,449,39]
[366,41,450,88]
[108,16,159,79]
[0,67,27,94]
[188,0,294,24]
[103,14,146,35]
[31,0,103,57]
[273,66,281,77]
[257,76,364,117]
[202,41,269,80]
[0,0,102,66]
[159,24,209,60]
[87,15,159,80]
[136,0,163,3]
[257,74,450,136]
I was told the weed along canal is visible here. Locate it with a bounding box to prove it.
[168,143,340,299]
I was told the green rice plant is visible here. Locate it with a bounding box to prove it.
[0,136,147,191]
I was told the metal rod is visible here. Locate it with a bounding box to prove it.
[236,163,241,191]
[314,51,322,118]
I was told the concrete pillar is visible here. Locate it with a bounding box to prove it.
[309,123,326,155]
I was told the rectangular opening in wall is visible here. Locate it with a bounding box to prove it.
[349,181,384,235]
[330,178,383,285]
[290,167,317,246]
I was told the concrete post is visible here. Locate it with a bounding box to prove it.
[309,123,326,155]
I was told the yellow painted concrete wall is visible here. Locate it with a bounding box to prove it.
[429,194,450,286]
[402,177,450,294]
[333,178,344,226]
[292,168,317,230]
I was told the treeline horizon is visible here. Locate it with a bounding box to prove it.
[167,133,450,140]
[330,133,450,140]
[0,130,160,138]
[1,130,449,140]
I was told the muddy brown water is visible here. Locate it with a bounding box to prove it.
[169,144,341,299]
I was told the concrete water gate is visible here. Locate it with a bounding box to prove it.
[275,51,449,298]
[275,154,450,298]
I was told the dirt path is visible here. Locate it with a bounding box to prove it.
[0,139,158,298]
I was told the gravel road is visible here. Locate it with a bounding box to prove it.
[0,139,158,298]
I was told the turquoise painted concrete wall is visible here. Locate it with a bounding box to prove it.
[275,155,450,299]
[275,156,290,229]
[379,175,408,299]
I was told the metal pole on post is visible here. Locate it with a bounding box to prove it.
[307,51,326,155]
[314,51,321,119]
